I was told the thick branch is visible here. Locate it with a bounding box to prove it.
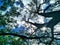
[0,33,59,40]
[37,10,60,17]
[26,21,47,28]
[0,33,51,39]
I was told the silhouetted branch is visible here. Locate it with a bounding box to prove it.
[37,10,60,17]
[43,4,51,12]
[0,33,52,39]
[0,33,27,39]
[25,21,47,35]
[26,21,47,28]
[0,33,60,41]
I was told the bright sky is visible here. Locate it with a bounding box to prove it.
[22,0,32,5]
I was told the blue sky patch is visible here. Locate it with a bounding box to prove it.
[0,0,4,7]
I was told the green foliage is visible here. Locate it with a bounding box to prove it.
[0,35,27,45]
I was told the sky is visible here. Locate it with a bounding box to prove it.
[0,0,4,7]
[22,0,32,5]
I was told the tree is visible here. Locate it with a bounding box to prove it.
[0,0,60,45]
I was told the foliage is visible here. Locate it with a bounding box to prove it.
[0,0,59,45]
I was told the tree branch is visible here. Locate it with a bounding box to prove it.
[0,33,52,39]
[26,21,47,28]
[37,10,60,17]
